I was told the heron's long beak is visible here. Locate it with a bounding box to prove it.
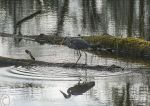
[60,90,71,99]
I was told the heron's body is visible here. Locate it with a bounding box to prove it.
[66,38,90,50]
[62,35,91,64]
[67,81,95,95]
[60,81,95,98]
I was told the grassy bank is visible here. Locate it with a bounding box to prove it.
[34,34,150,60]
[82,35,150,59]
[1,33,149,60]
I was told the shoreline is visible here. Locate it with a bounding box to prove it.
[0,33,150,67]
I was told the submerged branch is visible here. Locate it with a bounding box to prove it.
[16,10,42,27]
[0,33,150,61]
[0,56,122,71]
[0,56,149,72]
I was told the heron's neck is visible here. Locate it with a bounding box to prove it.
[65,93,71,98]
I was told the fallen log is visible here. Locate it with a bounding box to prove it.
[0,33,150,61]
[0,56,125,72]
[34,34,63,44]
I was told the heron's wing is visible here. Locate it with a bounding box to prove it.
[70,38,90,49]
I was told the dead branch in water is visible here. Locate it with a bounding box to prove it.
[16,10,42,27]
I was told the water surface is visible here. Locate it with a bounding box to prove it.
[0,0,150,106]
[0,37,149,106]
[0,0,150,40]
[0,66,150,106]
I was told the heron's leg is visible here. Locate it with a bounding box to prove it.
[78,78,82,85]
[76,50,80,56]
[83,52,87,65]
[76,50,81,64]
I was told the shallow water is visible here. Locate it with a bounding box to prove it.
[0,0,150,40]
[0,66,150,106]
[0,37,146,67]
[0,0,150,106]
[0,37,150,106]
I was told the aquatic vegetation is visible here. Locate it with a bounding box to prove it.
[35,34,64,45]
[82,35,150,59]
[34,34,150,60]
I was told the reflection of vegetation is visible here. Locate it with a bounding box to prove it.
[43,0,58,12]
[13,0,17,34]
[127,0,134,37]
[82,0,107,33]
[112,87,125,106]
[126,83,131,106]
[56,0,69,36]
[0,0,150,40]
[112,83,131,106]
[16,10,42,28]
[106,0,150,40]
[14,0,43,35]
[0,0,43,34]
[10,83,43,88]
[139,0,145,38]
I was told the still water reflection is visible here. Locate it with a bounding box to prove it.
[0,0,150,106]
[0,66,150,106]
[0,37,145,67]
[0,0,150,40]
[0,36,149,106]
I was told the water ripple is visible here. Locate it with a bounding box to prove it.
[0,66,84,82]
[0,66,133,83]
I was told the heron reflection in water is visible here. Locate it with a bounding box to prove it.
[61,34,91,64]
[60,81,95,98]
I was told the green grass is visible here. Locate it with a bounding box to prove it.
[35,34,150,59]
[83,35,150,59]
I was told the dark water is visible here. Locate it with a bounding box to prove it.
[0,0,150,40]
[0,0,150,106]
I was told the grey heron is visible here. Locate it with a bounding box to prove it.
[60,81,95,98]
[61,34,91,64]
